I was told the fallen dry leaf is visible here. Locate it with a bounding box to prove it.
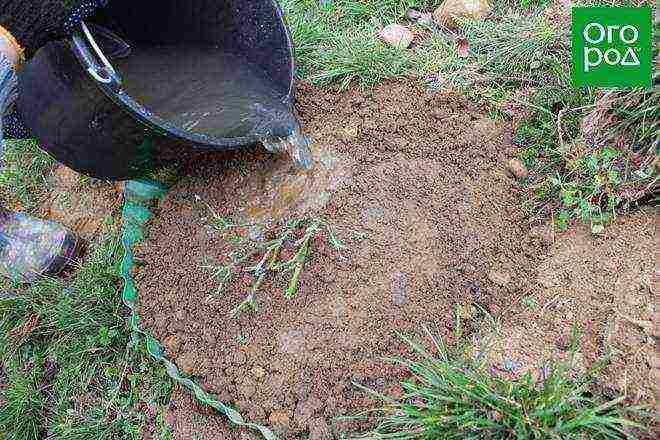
[457,38,470,58]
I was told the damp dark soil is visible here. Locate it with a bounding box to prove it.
[134,81,658,439]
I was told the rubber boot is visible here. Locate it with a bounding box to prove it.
[0,210,81,283]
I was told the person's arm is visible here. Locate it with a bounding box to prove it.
[1,1,107,142]
[0,32,20,150]
[0,0,108,50]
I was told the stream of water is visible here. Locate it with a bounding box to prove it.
[111,45,313,169]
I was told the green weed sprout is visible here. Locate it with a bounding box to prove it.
[197,196,345,317]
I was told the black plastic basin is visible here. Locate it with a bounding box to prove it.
[17,0,296,180]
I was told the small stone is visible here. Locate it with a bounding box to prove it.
[430,108,448,119]
[176,352,197,376]
[342,122,360,139]
[295,396,324,428]
[308,417,332,440]
[488,270,511,287]
[406,9,423,20]
[252,366,266,380]
[503,360,522,373]
[239,379,257,398]
[651,311,660,338]
[378,24,414,48]
[457,37,470,57]
[269,409,293,435]
[163,335,180,353]
[362,206,385,222]
[530,224,553,246]
[391,271,409,306]
[433,0,491,28]
[466,281,482,297]
[505,158,529,179]
[336,254,352,267]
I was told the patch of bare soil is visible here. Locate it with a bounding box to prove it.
[135,80,548,439]
[481,208,658,409]
[45,165,122,240]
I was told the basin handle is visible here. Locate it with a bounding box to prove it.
[71,20,123,92]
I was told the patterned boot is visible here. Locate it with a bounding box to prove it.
[0,210,81,283]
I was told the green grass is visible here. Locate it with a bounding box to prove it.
[198,196,348,316]
[0,355,46,440]
[281,0,658,231]
[0,139,54,213]
[351,327,645,439]
[281,0,443,87]
[0,224,173,439]
[0,2,654,439]
[513,85,658,232]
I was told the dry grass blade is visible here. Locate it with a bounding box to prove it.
[9,313,40,340]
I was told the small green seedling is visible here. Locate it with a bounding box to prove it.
[197,196,347,317]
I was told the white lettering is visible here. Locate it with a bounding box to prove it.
[620,25,638,44]
[620,47,641,66]
[584,22,605,44]
[606,25,620,43]
[603,48,621,65]
[584,47,603,72]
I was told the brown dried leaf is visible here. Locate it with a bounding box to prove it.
[457,38,470,58]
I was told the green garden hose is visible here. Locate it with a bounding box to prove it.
[120,179,276,440]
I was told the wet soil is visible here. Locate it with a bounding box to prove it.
[135,81,657,439]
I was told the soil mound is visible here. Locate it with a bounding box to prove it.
[136,81,544,439]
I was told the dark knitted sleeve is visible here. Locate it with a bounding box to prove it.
[0,0,108,49]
